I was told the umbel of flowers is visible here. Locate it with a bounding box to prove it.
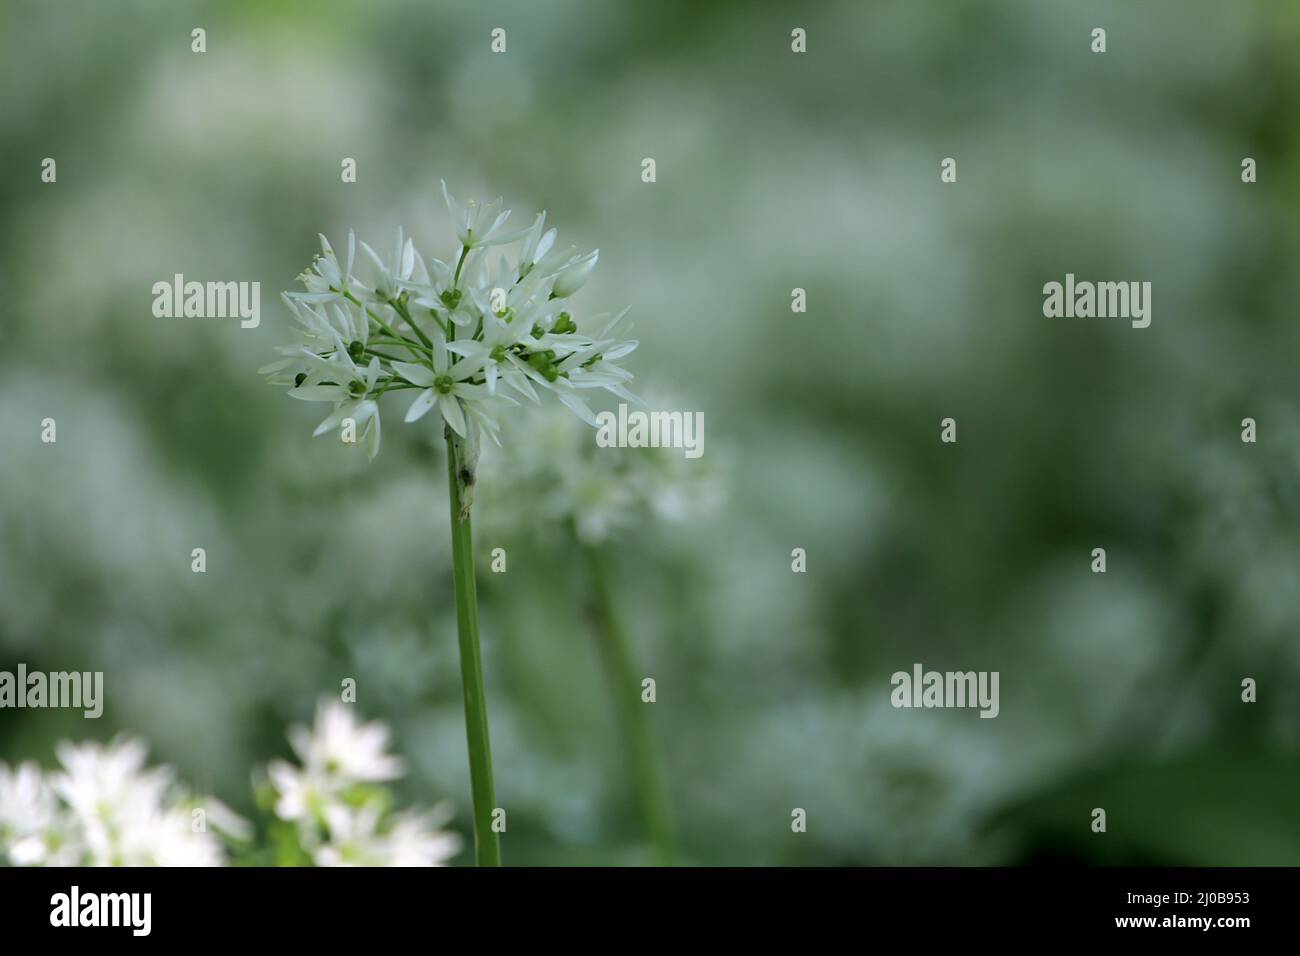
[0,703,460,867]
[260,184,639,865]
[259,700,461,866]
[0,738,238,866]
[260,182,638,474]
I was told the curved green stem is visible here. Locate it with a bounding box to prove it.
[338,289,425,361]
[371,335,433,355]
[582,541,677,865]
[453,245,471,287]
[389,297,434,350]
[447,435,501,866]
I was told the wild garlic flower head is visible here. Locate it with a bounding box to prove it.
[478,400,724,546]
[1,738,237,867]
[261,182,640,463]
[263,699,462,867]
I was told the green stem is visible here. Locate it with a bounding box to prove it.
[446,434,501,866]
[339,289,425,361]
[453,245,470,287]
[389,297,434,350]
[582,541,677,865]
[372,335,432,355]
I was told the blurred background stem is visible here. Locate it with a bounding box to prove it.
[582,540,677,866]
[447,436,501,866]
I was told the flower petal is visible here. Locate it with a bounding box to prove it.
[452,382,491,400]
[555,387,598,426]
[400,238,416,280]
[391,361,436,387]
[313,407,348,436]
[258,358,296,375]
[405,388,437,423]
[450,353,486,381]
[289,385,348,401]
[359,241,389,282]
[603,340,638,360]
[502,369,540,403]
[439,395,467,437]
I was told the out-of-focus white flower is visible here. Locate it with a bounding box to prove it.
[288,699,405,784]
[105,803,226,868]
[266,699,408,825]
[265,761,329,824]
[478,399,724,546]
[0,761,79,865]
[264,699,463,867]
[312,802,385,866]
[2,738,232,867]
[384,806,462,866]
[0,761,52,836]
[313,803,460,867]
[49,738,165,814]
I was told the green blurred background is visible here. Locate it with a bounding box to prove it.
[3,0,1300,865]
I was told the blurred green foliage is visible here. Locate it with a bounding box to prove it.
[2,0,1300,864]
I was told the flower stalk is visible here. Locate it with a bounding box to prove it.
[582,542,676,865]
[446,434,500,867]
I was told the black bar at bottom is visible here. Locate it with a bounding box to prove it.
[0,866,1280,940]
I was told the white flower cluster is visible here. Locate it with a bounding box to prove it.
[479,401,724,545]
[261,182,639,461]
[0,738,239,866]
[264,700,461,866]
